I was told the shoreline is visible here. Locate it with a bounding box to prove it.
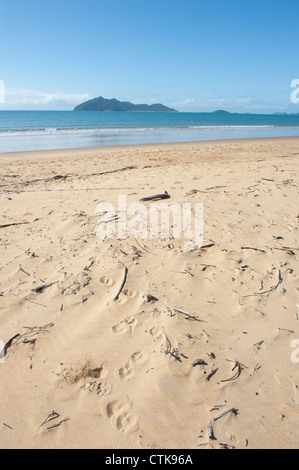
[1,135,299,161]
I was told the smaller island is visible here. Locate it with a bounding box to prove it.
[74,96,178,112]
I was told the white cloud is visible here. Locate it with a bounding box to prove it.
[171,96,269,112]
[2,87,93,110]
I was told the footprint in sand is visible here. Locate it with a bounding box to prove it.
[118,351,148,381]
[106,400,139,434]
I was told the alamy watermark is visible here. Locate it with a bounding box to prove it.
[290,79,299,104]
[95,195,203,250]
[291,339,299,364]
[0,80,5,104]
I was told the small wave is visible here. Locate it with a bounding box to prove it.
[0,127,156,137]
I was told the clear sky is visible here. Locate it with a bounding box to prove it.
[1,0,299,113]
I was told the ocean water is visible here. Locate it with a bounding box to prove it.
[0,110,299,153]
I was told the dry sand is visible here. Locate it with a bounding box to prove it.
[0,137,298,449]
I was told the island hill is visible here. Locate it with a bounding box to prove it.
[74,96,178,112]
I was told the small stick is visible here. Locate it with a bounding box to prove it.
[169,307,203,323]
[208,421,216,441]
[0,222,29,229]
[242,269,283,298]
[207,368,219,382]
[24,299,47,307]
[0,334,21,360]
[192,359,208,367]
[19,264,30,276]
[47,417,70,431]
[3,423,13,430]
[40,411,60,428]
[114,266,128,301]
[213,408,239,422]
[241,247,266,253]
[32,283,53,293]
[278,327,295,334]
[258,269,282,295]
[221,361,243,383]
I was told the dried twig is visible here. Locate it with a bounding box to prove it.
[3,423,13,430]
[241,246,266,253]
[169,307,203,323]
[278,327,295,334]
[47,417,70,431]
[114,266,128,301]
[40,411,60,428]
[242,269,283,298]
[208,421,216,441]
[163,331,182,362]
[213,408,239,421]
[0,222,30,229]
[32,282,54,293]
[221,361,243,383]
[19,264,30,276]
[207,368,219,381]
[192,359,208,367]
[0,334,21,360]
[258,269,282,295]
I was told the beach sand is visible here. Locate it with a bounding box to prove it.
[0,137,298,449]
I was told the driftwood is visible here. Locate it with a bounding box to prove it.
[140,191,171,202]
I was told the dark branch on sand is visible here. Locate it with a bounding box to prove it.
[114,266,128,301]
[140,191,171,202]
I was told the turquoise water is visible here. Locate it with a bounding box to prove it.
[0,110,299,153]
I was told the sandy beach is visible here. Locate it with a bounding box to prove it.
[0,136,298,449]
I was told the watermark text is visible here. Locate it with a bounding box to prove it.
[95,196,203,250]
[291,339,299,364]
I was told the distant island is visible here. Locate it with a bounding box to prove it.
[74,96,178,112]
[212,110,230,114]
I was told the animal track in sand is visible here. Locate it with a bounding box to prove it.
[112,316,138,336]
[106,400,139,434]
[123,289,138,298]
[96,381,112,397]
[100,276,115,286]
[55,360,107,386]
[118,351,148,381]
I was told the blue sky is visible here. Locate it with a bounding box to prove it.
[0,0,299,113]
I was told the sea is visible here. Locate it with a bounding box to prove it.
[1,110,299,153]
